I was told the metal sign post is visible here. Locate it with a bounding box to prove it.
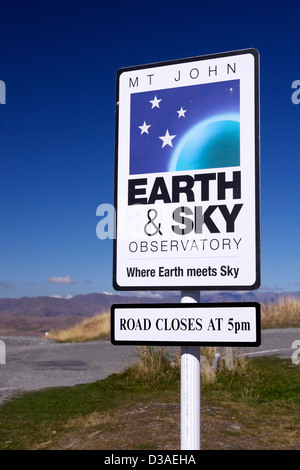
[180,291,201,450]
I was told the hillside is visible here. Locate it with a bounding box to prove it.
[0,292,178,334]
[0,290,299,335]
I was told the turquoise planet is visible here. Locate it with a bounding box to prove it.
[170,114,240,171]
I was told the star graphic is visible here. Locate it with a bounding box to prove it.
[138,121,151,134]
[177,107,187,118]
[159,130,176,148]
[149,95,162,109]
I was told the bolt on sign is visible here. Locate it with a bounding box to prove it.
[113,49,260,291]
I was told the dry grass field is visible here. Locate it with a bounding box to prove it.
[47,312,111,342]
[260,296,300,328]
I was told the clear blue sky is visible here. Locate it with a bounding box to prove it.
[1,0,300,298]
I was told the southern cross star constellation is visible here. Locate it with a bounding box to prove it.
[130,79,240,175]
[138,95,187,148]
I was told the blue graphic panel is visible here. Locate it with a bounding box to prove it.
[130,80,240,175]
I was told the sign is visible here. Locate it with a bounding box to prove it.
[113,49,260,290]
[111,302,261,346]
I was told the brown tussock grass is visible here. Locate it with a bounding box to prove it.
[47,312,110,342]
[260,296,300,329]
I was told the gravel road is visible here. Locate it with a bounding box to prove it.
[0,328,299,405]
[0,337,137,404]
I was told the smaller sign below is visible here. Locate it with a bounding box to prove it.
[111,302,260,346]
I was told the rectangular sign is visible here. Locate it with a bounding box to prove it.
[114,49,260,290]
[111,302,261,346]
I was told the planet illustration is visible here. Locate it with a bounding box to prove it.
[169,114,240,171]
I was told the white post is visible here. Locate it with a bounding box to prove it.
[0,340,6,365]
[180,290,201,450]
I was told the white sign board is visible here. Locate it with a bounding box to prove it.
[114,49,260,291]
[111,303,260,346]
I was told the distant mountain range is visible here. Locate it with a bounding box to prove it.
[0,290,299,335]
